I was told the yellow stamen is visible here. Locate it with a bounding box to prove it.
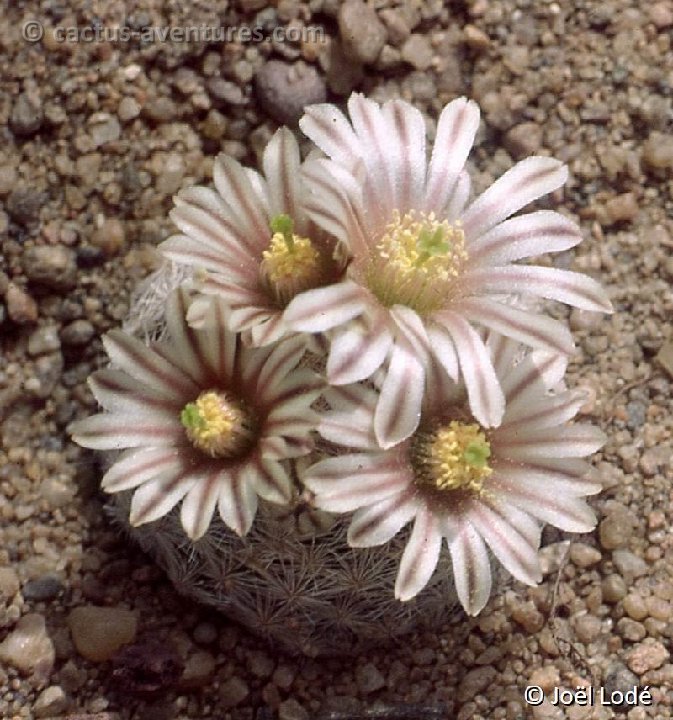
[180,390,255,458]
[412,421,492,496]
[365,210,467,315]
[260,214,323,306]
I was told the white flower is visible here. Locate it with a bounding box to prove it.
[302,335,605,615]
[159,127,347,347]
[70,289,321,540]
[284,94,612,447]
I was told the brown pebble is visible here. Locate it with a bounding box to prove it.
[6,283,38,324]
[569,542,602,568]
[91,218,126,257]
[604,193,639,224]
[601,574,627,603]
[625,639,669,674]
[623,593,648,621]
[68,606,137,662]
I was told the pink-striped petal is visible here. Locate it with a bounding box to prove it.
[189,298,238,381]
[348,490,418,547]
[468,210,582,265]
[442,517,492,616]
[162,288,210,385]
[102,447,184,493]
[498,457,600,495]
[461,157,568,241]
[304,453,411,512]
[251,458,293,504]
[374,338,425,448]
[425,98,480,214]
[258,435,314,460]
[254,334,307,396]
[160,234,249,277]
[180,470,222,539]
[199,273,269,309]
[326,316,393,385]
[69,413,183,450]
[426,322,459,382]
[395,508,442,601]
[299,102,362,168]
[263,127,303,226]
[452,298,575,355]
[465,266,613,313]
[503,389,589,430]
[444,170,471,222]
[89,369,177,415]
[129,471,196,527]
[494,424,607,459]
[217,467,258,536]
[284,281,369,332]
[436,312,505,427]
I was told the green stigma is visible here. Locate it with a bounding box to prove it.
[463,440,491,468]
[180,402,204,430]
[270,213,295,251]
[415,225,450,267]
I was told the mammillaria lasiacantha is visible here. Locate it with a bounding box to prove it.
[71,93,611,655]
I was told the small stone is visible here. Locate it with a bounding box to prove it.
[379,8,412,45]
[255,60,326,125]
[529,666,559,693]
[0,165,18,196]
[89,115,121,148]
[510,600,544,632]
[192,622,218,645]
[34,685,67,717]
[355,662,385,693]
[464,24,490,50]
[604,193,639,224]
[118,97,141,122]
[28,326,61,356]
[569,542,602,568]
[31,352,64,399]
[279,698,309,720]
[401,34,434,70]
[22,575,64,601]
[90,217,126,257]
[625,639,669,675]
[574,615,602,644]
[623,593,648,621]
[649,1,673,29]
[645,596,671,621]
[202,109,228,140]
[323,40,364,96]
[655,341,673,378]
[617,617,646,642]
[642,131,673,172]
[0,566,20,599]
[504,122,543,158]
[599,510,633,550]
[111,640,183,698]
[156,153,186,196]
[207,78,246,105]
[601,574,627,603]
[612,550,648,581]
[23,246,77,290]
[180,650,216,687]
[458,666,497,702]
[6,187,45,225]
[639,446,669,476]
[338,0,387,64]
[6,283,38,324]
[68,606,138,662]
[219,676,249,708]
[272,664,295,690]
[603,664,639,709]
[248,650,275,678]
[0,613,55,676]
[60,320,95,346]
[143,97,178,123]
[11,91,44,136]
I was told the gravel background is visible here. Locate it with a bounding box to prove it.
[1,0,673,719]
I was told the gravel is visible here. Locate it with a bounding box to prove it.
[1,0,673,718]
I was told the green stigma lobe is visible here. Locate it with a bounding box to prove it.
[270,213,295,251]
[180,403,203,430]
[463,441,491,468]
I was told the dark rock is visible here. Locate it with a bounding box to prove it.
[6,188,45,226]
[23,246,77,290]
[255,60,326,125]
[22,575,64,601]
[10,91,44,136]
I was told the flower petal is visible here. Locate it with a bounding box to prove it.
[395,507,442,601]
[461,157,568,241]
[299,102,362,168]
[465,266,613,313]
[327,316,393,385]
[102,447,184,493]
[69,413,183,450]
[494,424,607,459]
[180,470,222,540]
[217,466,258,536]
[89,369,177,415]
[426,322,459,381]
[435,312,505,427]
[374,338,425,448]
[468,210,583,265]
[262,127,303,224]
[284,281,369,332]
[129,471,195,526]
[425,98,480,214]
[251,457,293,504]
[348,490,418,547]
[304,453,411,512]
[503,389,589,430]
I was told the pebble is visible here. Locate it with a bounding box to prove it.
[0,566,21,600]
[68,606,138,662]
[272,664,295,690]
[623,593,648,621]
[219,676,249,708]
[34,685,67,718]
[649,1,673,29]
[31,352,64,398]
[279,698,309,720]
[11,90,44,136]
[617,617,646,642]
[625,639,669,674]
[355,662,386,693]
[6,283,38,324]
[28,326,61,356]
[510,600,545,633]
[60,319,95,346]
[569,542,602,568]
[22,575,64,601]
[401,34,434,70]
[528,666,559,693]
[604,192,639,224]
[504,122,544,158]
[255,60,326,125]
[323,40,364,96]
[612,550,648,580]
[90,217,126,257]
[89,115,122,148]
[180,650,216,687]
[603,664,640,708]
[6,187,44,225]
[23,246,77,290]
[0,165,18,195]
[601,574,627,603]
[207,78,246,105]
[143,97,178,123]
[0,613,55,676]
[117,97,141,122]
[192,621,218,645]
[464,24,490,50]
[379,8,412,45]
[599,509,633,549]
[458,666,497,702]
[574,614,602,643]
[247,649,275,678]
[338,0,387,64]
[639,446,668,476]
[156,153,186,196]
[641,131,673,172]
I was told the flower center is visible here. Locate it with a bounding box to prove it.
[180,390,256,458]
[260,214,324,307]
[412,420,492,496]
[365,210,467,315]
